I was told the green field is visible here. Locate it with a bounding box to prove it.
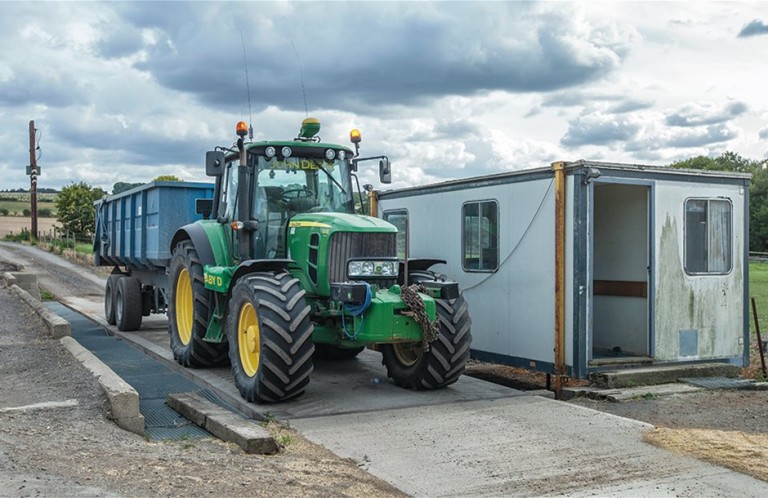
[0,193,57,217]
[749,261,768,335]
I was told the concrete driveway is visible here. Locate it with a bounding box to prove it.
[3,242,767,496]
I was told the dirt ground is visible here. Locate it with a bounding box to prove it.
[0,284,404,497]
[3,240,768,493]
[0,216,57,238]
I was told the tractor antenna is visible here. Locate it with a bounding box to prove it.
[290,40,309,117]
[240,30,254,141]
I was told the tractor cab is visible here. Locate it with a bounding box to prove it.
[205,118,390,262]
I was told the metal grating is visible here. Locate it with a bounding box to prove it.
[45,302,213,440]
[679,377,755,389]
[327,231,397,284]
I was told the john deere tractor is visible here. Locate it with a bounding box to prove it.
[168,118,471,402]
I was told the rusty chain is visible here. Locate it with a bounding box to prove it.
[400,284,439,351]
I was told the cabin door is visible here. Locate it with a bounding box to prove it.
[591,182,651,361]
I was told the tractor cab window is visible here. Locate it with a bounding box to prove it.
[220,161,239,221]
[252,154,354,258]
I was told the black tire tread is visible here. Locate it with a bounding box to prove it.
[104,274,121,325]
[382,293,472,390]
[168,240,228,368]
[228,271,315,403]
[116,276,142,331]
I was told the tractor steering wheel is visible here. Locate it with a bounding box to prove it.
[282,188,314,203]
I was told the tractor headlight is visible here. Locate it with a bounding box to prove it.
[265,146,276,158]
[281,146,292,158]
[347,258,399,279]
[325,148,336,161]
[337,150,346,161]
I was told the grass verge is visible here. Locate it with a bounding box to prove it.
[644,428,768,482]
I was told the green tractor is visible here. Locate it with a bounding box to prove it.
[168,118,472,402]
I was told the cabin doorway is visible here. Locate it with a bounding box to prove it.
[590,182,651,363]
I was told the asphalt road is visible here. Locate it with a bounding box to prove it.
[3,241,768,497]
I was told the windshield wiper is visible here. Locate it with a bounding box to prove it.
[313,160,346,194]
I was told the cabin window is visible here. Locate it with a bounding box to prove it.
[684,198,732,274]
[383,210,408,260]
[462,200,498,272]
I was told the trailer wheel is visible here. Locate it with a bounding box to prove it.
[168,240,228,368]
[314,344,365,360]
[104,274,121,325]
[382,294,471,389]
[115,276,143,331]
[227,272,314,403]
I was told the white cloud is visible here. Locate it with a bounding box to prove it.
[0,1,765,193]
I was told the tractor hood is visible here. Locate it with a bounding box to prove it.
[286,212,399,298]
[288,212,397,233]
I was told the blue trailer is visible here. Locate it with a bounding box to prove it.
[94,181,214,330]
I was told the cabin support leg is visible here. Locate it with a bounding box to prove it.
[552,161,567,399]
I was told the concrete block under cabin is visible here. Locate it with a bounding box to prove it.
[376,160,750,381]
[589,362,742,389]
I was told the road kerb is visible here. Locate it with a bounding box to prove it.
[60,336,145,436]
[167,392,279,454]
[5,280,70,339]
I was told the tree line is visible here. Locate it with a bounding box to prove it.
[668,151,768,252]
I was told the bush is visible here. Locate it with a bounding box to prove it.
[22,208,31,217]
[0,208,8,216]
[38,207,53,217]
[55,182,105,239]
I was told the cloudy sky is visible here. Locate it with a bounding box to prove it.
[1,1,766,192]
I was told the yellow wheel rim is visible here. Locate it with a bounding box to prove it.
[238,302,260,377]
[175,268,193,345]
[393,342,422,367]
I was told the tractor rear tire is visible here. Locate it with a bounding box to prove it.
[314,344,365,361]
[382,294,471,389]
[168,240,228,368]
[227,272,315,403]
[104,274,121,325]
[115,276,142,331]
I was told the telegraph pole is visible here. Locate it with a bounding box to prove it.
[28,120,38,240]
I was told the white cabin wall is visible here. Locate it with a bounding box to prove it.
[378,177,557,365]
[653,182,745,361]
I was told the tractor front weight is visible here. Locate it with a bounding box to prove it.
[312,286,436,346]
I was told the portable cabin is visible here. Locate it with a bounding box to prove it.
[375,160,750,379]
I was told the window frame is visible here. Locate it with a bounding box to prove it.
[383,208,409,261]
[683,197,733,276]
[461,199,499,273]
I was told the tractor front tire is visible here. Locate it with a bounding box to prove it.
[382,294,472,389]
[115,276,142,331]
[104,274,121,325]
[168,240,228,368]
[227,272,315,403]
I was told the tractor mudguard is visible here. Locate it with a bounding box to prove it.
[230,259,294,292]
[398,258,446,285]
[171,221,230,267]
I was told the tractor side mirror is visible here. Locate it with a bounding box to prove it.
[206,151,225,177]
[379,157,391,184]
[195,198,213,219]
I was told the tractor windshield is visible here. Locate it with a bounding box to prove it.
[253,155,355,216]
[252,153,355,259]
